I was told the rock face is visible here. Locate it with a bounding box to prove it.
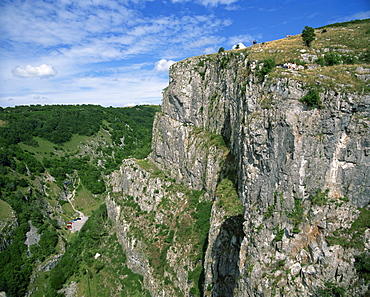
[106,51,370,296]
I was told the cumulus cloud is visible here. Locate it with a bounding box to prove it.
[12,64,57,78]
[232,42,246,49]
[155,59,176,72]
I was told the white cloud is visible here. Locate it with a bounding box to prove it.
[171,0,238,6]
[198,0,238,6]
[232,42,246,49]
[189,35,224,48]
[12,64,57,78]
[0,0,239,107]
[155,59,176,72]
[228,34,258,47]
[204,46,217,54]
[332,10,370,24]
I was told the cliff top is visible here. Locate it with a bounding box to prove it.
[179,19,370,94]
[246,19,370,62]
[241,19,370,93]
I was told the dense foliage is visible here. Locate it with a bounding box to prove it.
[0,104,159,296]
[0,189,53,296]
[0,104,159,154]
[354,252,370,281]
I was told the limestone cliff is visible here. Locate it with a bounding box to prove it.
[107,43,369,296]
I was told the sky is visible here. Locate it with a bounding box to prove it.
[0,0,369,108]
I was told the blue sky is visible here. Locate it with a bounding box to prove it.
[0,0,369,107]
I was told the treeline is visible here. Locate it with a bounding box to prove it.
[0,104,160,148]
[0,105,103,146]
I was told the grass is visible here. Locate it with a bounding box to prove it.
[0,199,13,221]
[232,18,370,94]
[18,137,56,162]
[136,158,165,178]
[190,126,229,153]
[73,185,103,216]
[246,19,370,63]
[215,178,244,218]
[18,125,113,164]
[61,201,76,217]
[62,125,112,153]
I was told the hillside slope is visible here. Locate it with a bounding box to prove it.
[106,19,370,296]
[0,104,160,296]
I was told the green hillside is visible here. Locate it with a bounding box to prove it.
[0,104,160,297]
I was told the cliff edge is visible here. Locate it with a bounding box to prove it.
[107,21,370,297]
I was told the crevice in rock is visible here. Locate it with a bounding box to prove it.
[211,215,245,297]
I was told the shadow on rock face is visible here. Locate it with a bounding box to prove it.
[211,215,245,297]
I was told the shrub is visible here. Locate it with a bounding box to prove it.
[361,49,370,63]
[341,54,358,64]
[317,282,346,297]
[287,197,304,228]
[300,88,323,109]
[302,26,316,47]
[354,252,370,281]
[324,52,341,66]
[316,52,357,66]
[264,204,274,219]
[260,59,275,75]
[310,188,329,206]
[275,228,285,241]
[257,58,275,80]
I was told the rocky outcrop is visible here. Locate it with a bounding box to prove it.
[24,221,41,256]
[0,204,17,252]
[107,50,370,296]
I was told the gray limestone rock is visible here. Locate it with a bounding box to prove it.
[106,50,370,296]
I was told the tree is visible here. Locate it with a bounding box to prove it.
[302,26,316,47]
[218,47,225,53]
